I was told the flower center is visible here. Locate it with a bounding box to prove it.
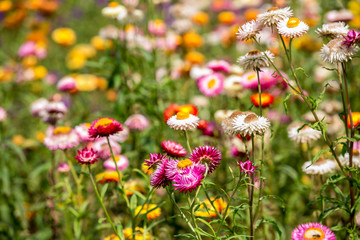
[200,155,212,163]
[303,228,325,240]
[53,126,71,135]
[267,7,279,12]
[94,118,114,128]
[85,123,91,128]
[244,114,258,123]
[207,79,216,89]
[247,73,256,81]
[286,17,300,28]
[177,159,193,168]
[313,158,327,166]
[353,149,359,156]
[176,111,190,120]
[248,49,261,56]
[109,2,119,7]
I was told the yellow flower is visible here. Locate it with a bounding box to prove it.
[97,77,108,91]
[192,11,209,25]
[33,66,47,80]
[0,67,14,83]
[124,179,146,196]
[141,162,153,175]
[96,171,120,183]
[135,204,161,220]
[0,0,12,12]
[91,36,112,51]
[74,74,98,92]
[185,51,205,64]
[218,11,236,24]
[106,89,118,102]
[51,28,76,46]
[195,197,227,219]
[22,56,38,68]
[183,32,203,49]
[35,131,46,142]
[349,15,360,28]
[123,227,152,240]
[244,9,259,21]
[12,135,25,146]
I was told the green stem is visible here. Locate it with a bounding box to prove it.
[256,68,263,117]
[187,194,202,240]
[184,130,192,153]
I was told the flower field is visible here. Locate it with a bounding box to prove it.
[2,0,360,239]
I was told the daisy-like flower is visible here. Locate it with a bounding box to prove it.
[339,153,360,168]
[75,148,98,165]
[315,22,349,39]
[74,123,93,142]
[320,37,358,64]
[221,111,250,136]
[167,111,199,131]
[236,20,262,41]
[172,165,205,193]
[207,60,231,74]
[257,6,293,27]
[232,113,271,136]
[237,49,274,70]
[302,159,338,175]
[92,138,121,159]
[104,155,129,171]
[190,66,213,80]
[287,123,322,144]
[250,93,274,107]
[109,126,129,143]
[189,146,222,173]
[145,153,167,169]
[291,222,336,240]
[101,2,127,19]
[277,17,309,38]
[150,158,170,188]
[161,140,187,158]
[88,117,123,138]
[96,171,120,183]
[43,101,68,125]
[196,197,227,218]
[238,159,258,175]
[125,114,150,131]
[135,204,161,220]
[44,126,80,151]
[166,159,205,181]
[197,73,224,97]
[241,68,277,91]
[30,98,49,117]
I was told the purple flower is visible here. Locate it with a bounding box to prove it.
[291,222,336,240]
[189,146,222,173]
[161,140,187,158]
[237,160,257,175]
[342,29,360,48]
[172,165,205,193]
[145,153,167,169]
[150,158,170,188]
[75,148,98,165]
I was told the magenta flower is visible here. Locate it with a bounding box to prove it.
[197,73,224,97]
[241,68,277,91]
[145,153,167,169]
[57,163,70,173]
[92,138,121,159]
[207,60,231,74]
[150,158,170,188]
[172,165,205,193]
[237,160,257,175]
[342,29,360,48]
[125,114,150,131]
[44,126,80,151]
[75,148,98,165]
[291,222,336,240]
[88,117,123,139]
[189,146,222,173]
[57,76,77,92]
[161,140,187,158]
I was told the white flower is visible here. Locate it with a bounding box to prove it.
[236,20,262,41]
[237,49,274,70]
[190,66,212,80]
[320,38,358,64]
[232,113,270,136]
[277,17,309,38]
[257,7,293,27]
[340,153,360,168]
[102,3,127,19]
[167,112,199,130]
[221,111,248,135]
[288,123,321,144]
[315,22,349,39]
[302,159,338,175]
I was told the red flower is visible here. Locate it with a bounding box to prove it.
[344,112,360,128]
[163,104,179,122]
[163,104,198,122]
[88,117,123,138]
[250,93,274,107]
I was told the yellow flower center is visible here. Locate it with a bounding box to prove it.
[85,123,91,128]
[287,17,300,28]
[109,2,119,7]
[177,159,193,168]
[247,74,256,81]
[176,112,190,120]
[267,7,279,12]
[94,118,114,128]
[248,49,261,56]
[53,126,71,135]
[303,228,325,240]
[207,79,216,89]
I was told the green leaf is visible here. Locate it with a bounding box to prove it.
[130,195,137,213]
[101,183,109,199]
[116,223,125,240]
[255,218,283,239]
[196,227,215,238]
[283,93,295,113]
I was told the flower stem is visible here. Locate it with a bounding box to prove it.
[88,165,120,238]
[184,130,192,153]
[256,68,263,117]
[187,194,202,240]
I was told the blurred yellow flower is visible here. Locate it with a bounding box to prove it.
[51,28,76,46]
[183,32,203,49]
[96,171,120,183]
[244,9,259,21]
[124,179,146,196]
[0,67,14,83]
[97,77,108,91]
[106,89,118,102]
[0,0,12,12]
[74,74,98,92]
[91,36,112,51]
[123,227,152,240]
[195,197,227,219]
[12,135,25,146]
[192,11,209,25]
[218,11,236,24]
[135,204,161,220]
[22,56,38,68]
[33,66,47,80]
[35,131,46,142]
[141,162,153,175]
[185,51,205,64]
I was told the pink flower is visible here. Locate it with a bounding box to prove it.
[74,123,94,142]
[103,155,129,171]
[92,138,121,159]
[125,114,150,131]
[18,41,36,57]
[145,153,167,169]
[207,60,231,74]
[161,140,187,158]
[172,165,205,193]
[237,160,257,175]
[75,148,98,165]
[189,146,222,173]
[148,20,166,36]
[0,107,7,122]
[197,73,224,97]
[44,126,80,151]
[343,29,360,48]
[150,158,170,188]
[30,98,49,117]
[166,159,205,181]
[291,222,336,240]
[57,163,70,173]
[89,118,123,138]
[241,68,277,91]
[57,76,77,92]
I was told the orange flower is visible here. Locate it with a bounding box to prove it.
[183,32,203,49]
[163,104,198,122]
[3,9,27,29]
[244,9,259,21]
[51,28,76,46]
[196,197,227,219]
[218,11,236,24]
[96,171,120,183]
[135,204,161,220]
[0,0,12,12]
[345,112,360,128]
[192,11,209,25]
[250,93,274,107]
[185,51,205,64]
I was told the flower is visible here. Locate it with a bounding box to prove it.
[96,171,119,183]
[167,112,199,131]
[125,114,150,131]
[238,160,257,175]
[316,22,349,39]
[236,20,262,41]
[277,17,309,38]
[150,158,170,188]
[92,138,121,159]
[75,148,98,165]
[0,107,7,122]
[221,111,250,136]
[135,204,161,220]
[237,49,274,70]
[197,73,224,97]
[145,153,167,169]
[340,153,360,168]
[196,197,227,218]
[218,11,236,25]
[342,29,360,48]
[291,222,336,240]
[302,159,338,175]
[326,9,354,23]
[257,7,293,27]
[101,2,127,19]
[232,112,271,136]
[172,165,205,193]
[30,98,49,117]
[148,19,166,36]
[104,155,129,171]
[57,163,70,173]
[123,227,152,240]
[51,28,76,46]
[57,76,77,92]
[250,93,274,107]
[207,60,231,74]
[344,112,360,128]
[43,100,68,125]
[89,118,123,138]
[189,146,222,173]
[44,126,80,151]
[74,123,93,142]
[320,37,358,63]
[183,32,203,49]
[190,66,213,79]
[161,140,187,158]
[241,68,277,91]
[288,123,322,144]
